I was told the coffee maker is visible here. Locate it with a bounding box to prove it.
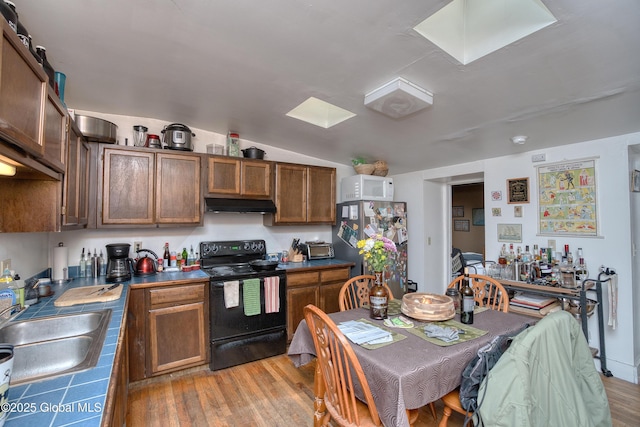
[105,243,133,283]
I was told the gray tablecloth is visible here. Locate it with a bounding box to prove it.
[288,309,534,427]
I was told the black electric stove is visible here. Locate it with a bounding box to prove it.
[199,240,287,371]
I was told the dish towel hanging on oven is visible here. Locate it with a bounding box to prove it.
[223,280,239,308]
[243,278,261,316]
[264,276,280,313]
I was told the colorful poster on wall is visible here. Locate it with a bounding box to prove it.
[537,159,598,236]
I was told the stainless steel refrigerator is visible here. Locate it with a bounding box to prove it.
[332,201,408,297]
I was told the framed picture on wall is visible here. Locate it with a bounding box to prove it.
[452,206,464,217]
[454,219,470,232]
[497,223,522,243]
[472,208,484,226]
[507,177,529,204]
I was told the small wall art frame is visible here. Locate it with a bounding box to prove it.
[454,219,470,232]
[452,206,464,217]
[472,208,484,226]
[497,223,522,243]
[507,177,529,204]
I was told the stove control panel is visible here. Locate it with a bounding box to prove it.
[200,240,266,258]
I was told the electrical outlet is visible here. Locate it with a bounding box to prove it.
[531,153,546,162]
[1,259,11,272]
[134,241,142,252]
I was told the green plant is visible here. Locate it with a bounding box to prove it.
[352,157,368,166]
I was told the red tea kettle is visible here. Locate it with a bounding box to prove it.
[135,249,158,276]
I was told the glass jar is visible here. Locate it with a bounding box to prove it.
[446,287,460,314]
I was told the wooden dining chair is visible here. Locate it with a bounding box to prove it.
[304,304,419,427]
[439,274,510,427]
[338,275,394,311]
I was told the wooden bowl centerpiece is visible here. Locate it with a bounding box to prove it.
[401,292,455,321]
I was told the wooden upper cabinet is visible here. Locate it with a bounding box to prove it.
[62,123,90,228]
[206,156,272,198]
[100,147,202,226]
[41,87,67,173]
[0,19,48,158]
[156,152,201,224]
[273,163,307,223]
[207,157,240,195]
[102,148,155,225]
[266,162,336,226]
[307,166,336,223]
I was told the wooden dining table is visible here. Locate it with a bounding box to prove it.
[288,307,534,427]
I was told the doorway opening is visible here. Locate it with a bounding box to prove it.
[451,182,485,276]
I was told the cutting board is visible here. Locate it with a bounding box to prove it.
[54,285,124,307]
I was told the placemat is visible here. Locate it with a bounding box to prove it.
[354,318,407,350]
[405,319,487,347]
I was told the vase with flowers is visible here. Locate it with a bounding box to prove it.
[357,234,397,319]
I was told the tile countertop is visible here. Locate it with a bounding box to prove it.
[4,270,209,427]
[2,261,352,426]
[277,258,355,271]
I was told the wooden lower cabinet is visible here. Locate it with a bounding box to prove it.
[286,266,351,341]
[128,281,209,381]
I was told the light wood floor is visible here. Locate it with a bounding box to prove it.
[127,355,640,427]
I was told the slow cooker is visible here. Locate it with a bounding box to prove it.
[161,123,195,151]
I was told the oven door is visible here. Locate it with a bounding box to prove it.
[210,273,287,341]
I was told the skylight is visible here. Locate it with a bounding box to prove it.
[414,0,557,65]
[286,97,356,129]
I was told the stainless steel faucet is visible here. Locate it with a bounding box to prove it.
[0,304,23,329]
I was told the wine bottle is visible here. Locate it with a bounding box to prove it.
[460,268,474,325]
[181,248,188,268]
[163,243,170,268]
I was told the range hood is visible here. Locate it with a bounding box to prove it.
[205,198,277,214]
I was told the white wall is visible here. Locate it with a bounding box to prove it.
[629,144,640,381]
[393,132,640,384]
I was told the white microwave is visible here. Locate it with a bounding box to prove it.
[341,175,394,202]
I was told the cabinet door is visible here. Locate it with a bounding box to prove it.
[62,126,89,227]
[241,160,272,198]
[274,163,307,223]
[102,148,155,225]
[287,286,319,342]
[0,21,47,158]
[319,282,344,315]
[156,152,201,224]
[148,301,207,375]
[307,166,336,223]
[319,267,351,314]
[41,88,66,173]
[207,156,240,195]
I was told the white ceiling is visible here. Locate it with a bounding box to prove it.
[16,0,640,174]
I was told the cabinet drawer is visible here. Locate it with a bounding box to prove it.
[287,271,320,287]
[149,284,205,307]
[320,268,350,284]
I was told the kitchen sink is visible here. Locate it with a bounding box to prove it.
[0,309,112,385]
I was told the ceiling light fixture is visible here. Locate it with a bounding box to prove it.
[0,160,16,176]
[364,77,433,119]
[511,135,528,145]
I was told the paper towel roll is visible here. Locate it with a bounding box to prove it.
[52,246,69,281]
